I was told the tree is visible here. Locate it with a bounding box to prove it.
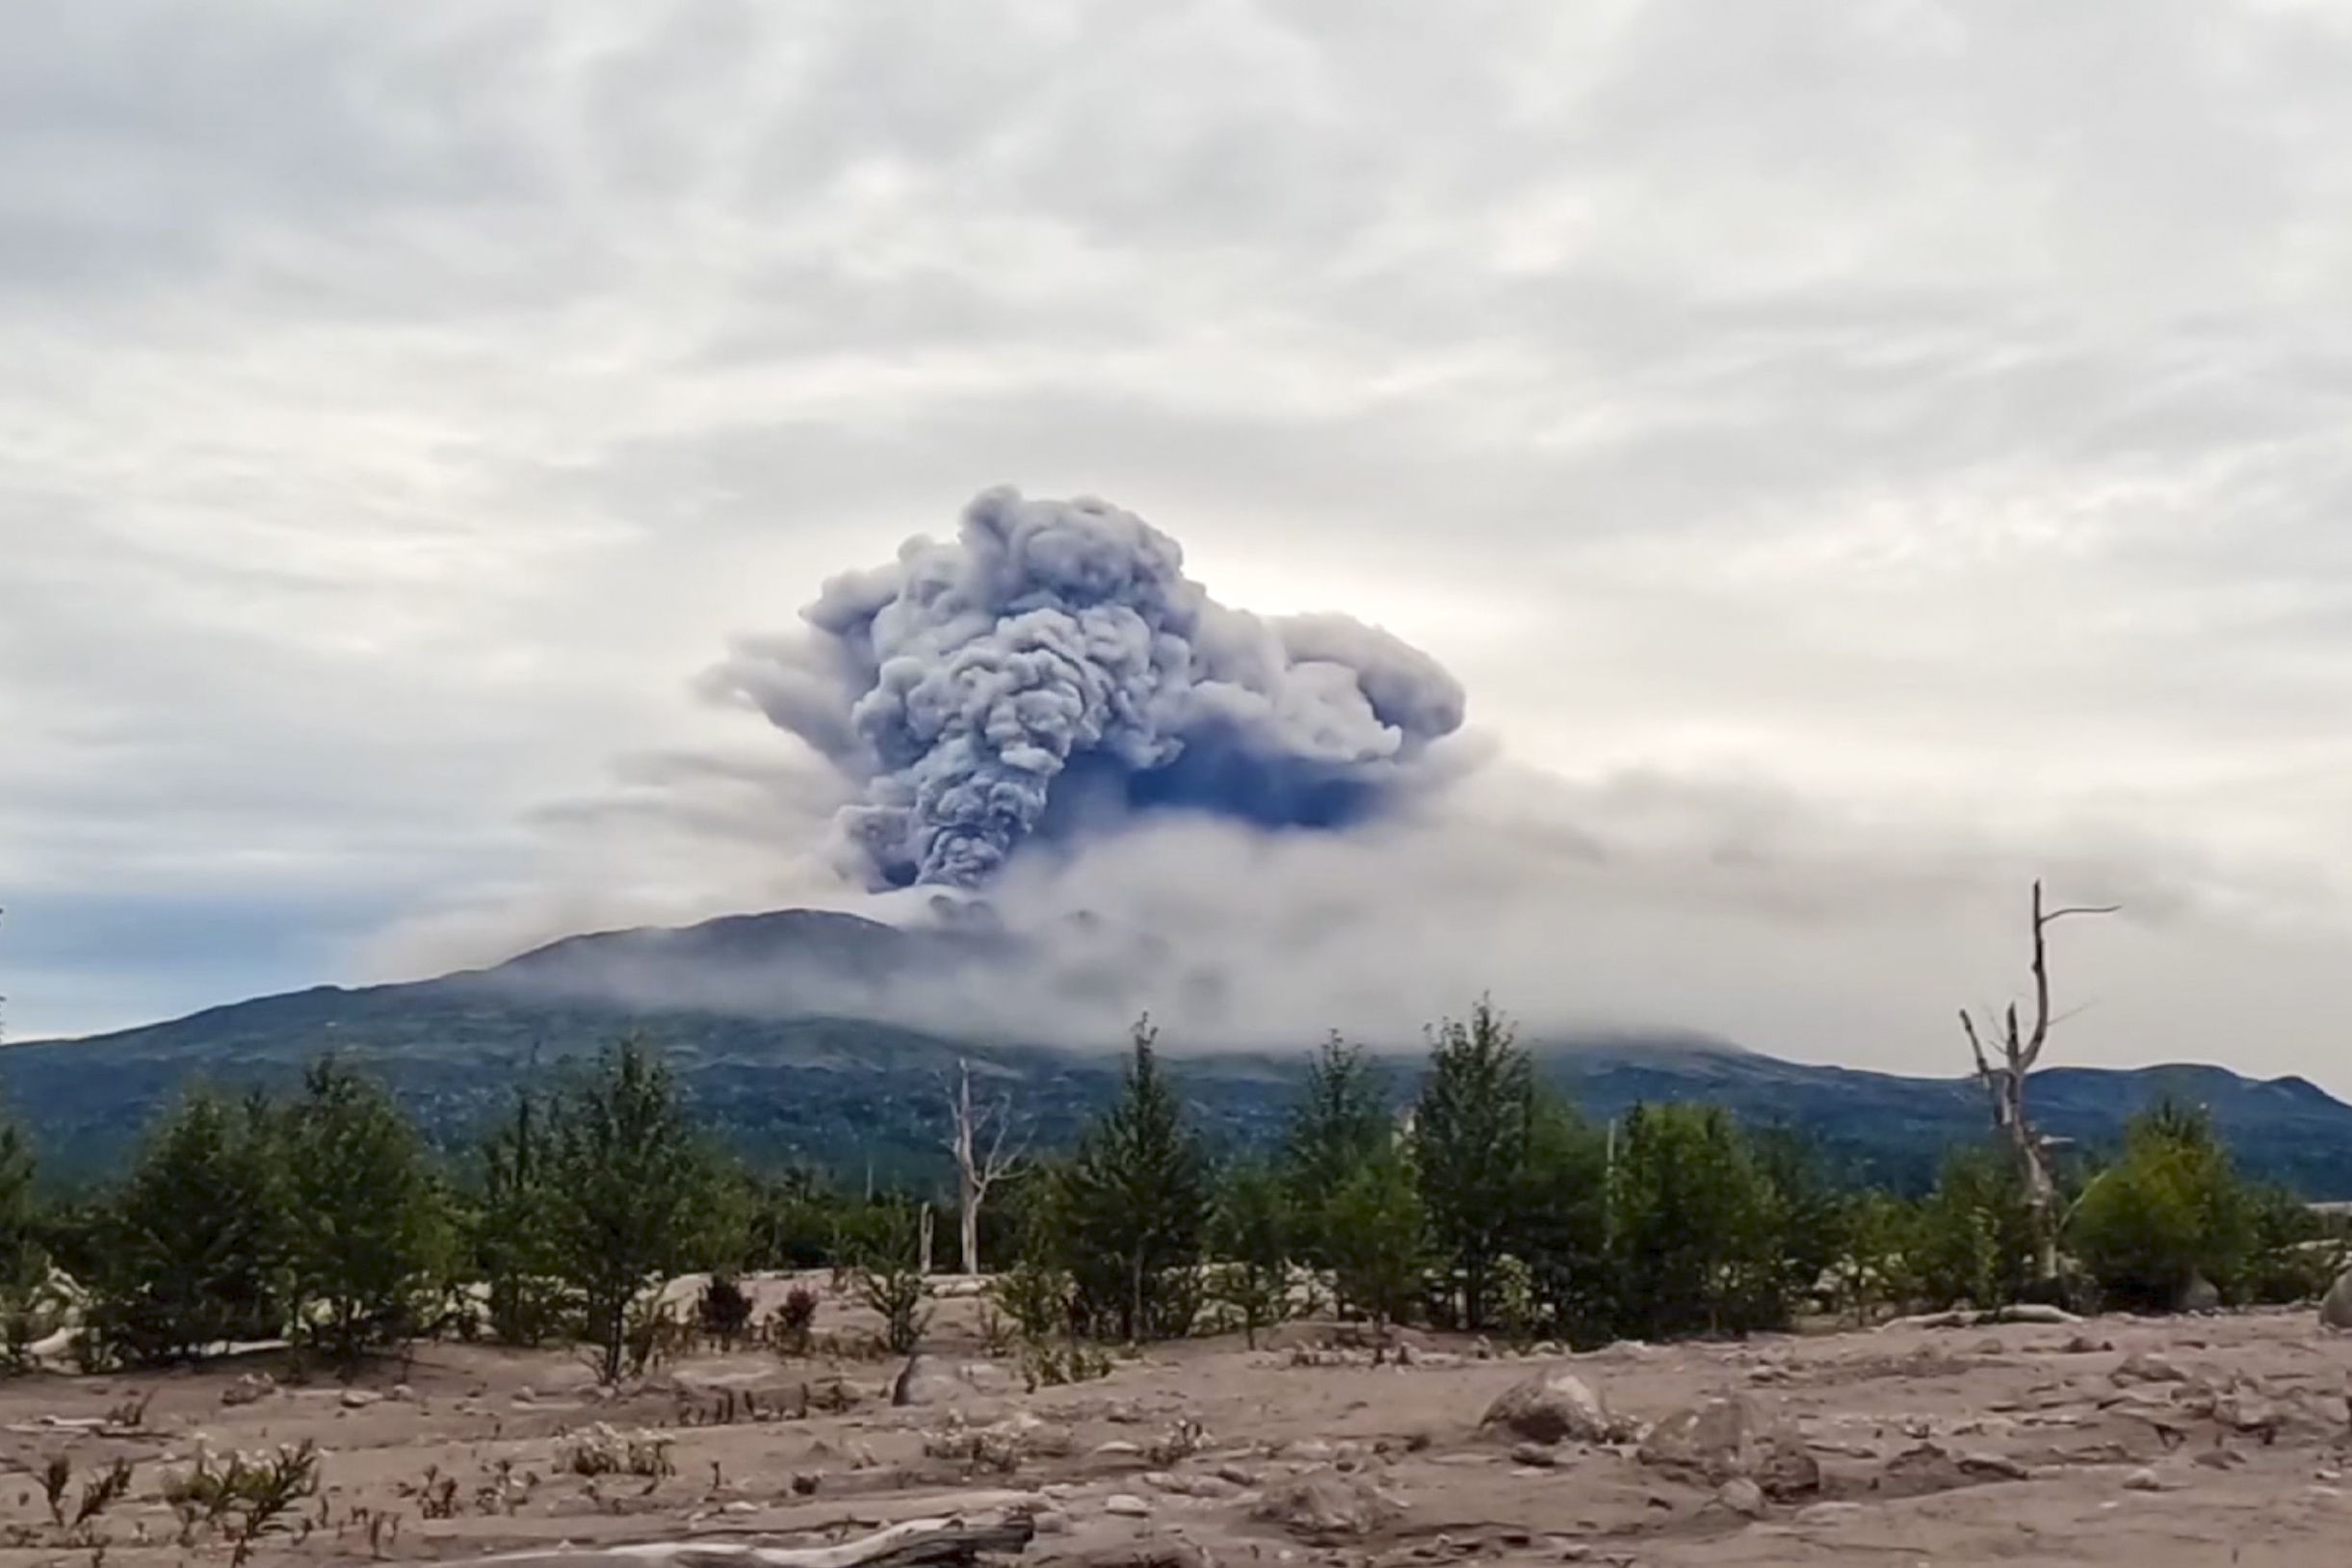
[2070,1101,2254,1312]
[1607,1102,1786,1337]
[473,1087,571,1346]
[82,1090,289,1367]
[1055,1018,1211,1342]
[1207,1159,1294,1346]
[280,1058,451,1366]
[1414,998,1535,1328]
[1281,1033,1392,1258]
[1503,1090,1611,1345]
[1958,880,2117,1280]
[1908,1144,2040,1311]
[543,1036,706,1383]
[943,1058,1026,1276]
[1322,1148,1426,1357]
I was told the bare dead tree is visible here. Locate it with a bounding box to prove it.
[1958,878,2118,1279]
[943,1058,1027,1277]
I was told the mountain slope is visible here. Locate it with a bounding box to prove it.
[12,908,2352,1195]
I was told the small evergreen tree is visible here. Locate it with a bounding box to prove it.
[281,1058,451,1366]
[1056,1018,1210,1342]
[1207,1159,1294,1346]
[474,1087,571,1346]
[1281,1034,1392,1260]
[1322,1148,1426,1356]
[544,1036,705,1383]
[1414,998,1535,1328]
[1503,1090,1611,1345]
[82,1090,288,1367]
[1607,1102,1785,1337]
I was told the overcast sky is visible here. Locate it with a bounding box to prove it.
[6,1,2351,1086]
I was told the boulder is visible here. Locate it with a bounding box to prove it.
[891,1353,971,1408]
[1250,1475,1404,1543]
[2181,1274,2222,1314]
[1636,1393,1819,1500]
[2320,1268,2352,1331]
[1478,1370,1619,1446]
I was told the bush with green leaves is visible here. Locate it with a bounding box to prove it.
[837,1201,932,1353]
[2070,1102,2255,1311]
[1281,1034,1394,1264]
[1907,1144,2043,1311]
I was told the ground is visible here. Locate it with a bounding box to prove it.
[2,1281,2347,1568]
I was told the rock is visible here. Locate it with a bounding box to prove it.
[1250,1475,1404,1542]
[222,1372,275,1407]
[1104,1494,1153,1518]
[2123,1467,2167,1492]
[1957,1451,2031,1481]
[1094,1440,1144,1458]
[1716,1477,1766,1518]
[2181,1274,2222,1314]
[892,1353,969,1408]
[2112,1352,2187,1386]
[1030,1508,1070,1535]
[2320,1268,2352,1330]
[1792,1502,1864,1529]
[1636,1394,1819,1500]
[390,1383,417,1403]
[339,1388,381,1409]
[2061,1334,2113,1354]
[2194,1448,2247,1471]
[1479,1371,1619,1446]
[1510,1443,1562,1469]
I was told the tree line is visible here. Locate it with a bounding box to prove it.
[0,1000,2337,1382]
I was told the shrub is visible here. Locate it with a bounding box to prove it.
[697,1274,753,1348]
[2070,1102,2254,1311]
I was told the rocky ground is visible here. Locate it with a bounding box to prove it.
[0,1285,2346,1568]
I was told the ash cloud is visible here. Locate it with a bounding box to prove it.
[706,486,1469,889]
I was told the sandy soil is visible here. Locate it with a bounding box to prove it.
[1,1283,2346,1568]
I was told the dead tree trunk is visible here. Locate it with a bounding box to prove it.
[946,1058,1026,1276]
[1958,879,2117,1282]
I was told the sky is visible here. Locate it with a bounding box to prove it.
[4,1,2351,1085]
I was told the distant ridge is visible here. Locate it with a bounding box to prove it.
[12,906,2352,1195]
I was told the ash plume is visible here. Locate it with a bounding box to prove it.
[708,486,1468,889]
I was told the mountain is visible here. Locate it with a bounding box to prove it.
[11,907,2352,1196]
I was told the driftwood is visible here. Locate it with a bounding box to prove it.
[452,1512,1036,1568]
[1879,1303,2082,1332]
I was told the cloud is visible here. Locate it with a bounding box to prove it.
[1,0,2348,1089]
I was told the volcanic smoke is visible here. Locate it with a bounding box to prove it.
[709,487,1469,889]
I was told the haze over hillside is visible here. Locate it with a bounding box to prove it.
[12,904,2352,1200]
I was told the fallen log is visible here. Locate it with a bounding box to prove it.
[448,1512,1036,1568]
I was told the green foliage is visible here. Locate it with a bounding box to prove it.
[1321,1146,1427,1343]
[1908,1145,2042,1311]
[836,1200,932,1353]
[1052,1019,1211,1341]
[1503,1091,1611,1345]
[81,1089,289,1368]
[2070,1101,2255,1311]
[472,1088,571,1346]
[1413,997,1536,1328]
[282,1058,453,1365]
[1607,1102,1790,1337]
[1207,1159,1294,1346]
[542,1036,708,1383]
[1281,1034,1393,1261]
